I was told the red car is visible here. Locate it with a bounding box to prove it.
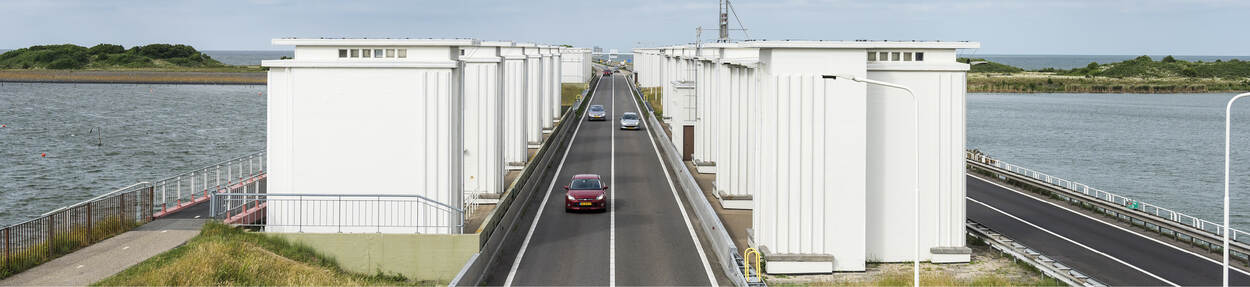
[603,69,612,76]
[564,174,608,212]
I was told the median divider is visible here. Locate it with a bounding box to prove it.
[452,72,601,286]
[624,73,752,287]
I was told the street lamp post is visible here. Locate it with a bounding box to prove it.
[1224,92,1250,287]
[823,74,920,287]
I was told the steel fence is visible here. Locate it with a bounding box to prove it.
[210,193,464,234]
[152,151,266,218]
[2,183,153,277]
[967,151,1250,245]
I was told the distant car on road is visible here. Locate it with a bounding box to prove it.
[565,174,607,212]
[603,69,612,76]
[587,105,607,121]
[619,112,640,130]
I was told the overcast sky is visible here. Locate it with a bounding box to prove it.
[2,0,1247,55]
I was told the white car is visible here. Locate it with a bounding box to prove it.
[588,105,607,121]
[620,112,641,130]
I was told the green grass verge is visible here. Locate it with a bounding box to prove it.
[562,83,588,107]
[641,87,663,117]
[93,222,432,286]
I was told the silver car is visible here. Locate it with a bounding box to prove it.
[588,105,607,121]
[619,112,641,130]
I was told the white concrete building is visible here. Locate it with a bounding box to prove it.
[502,43,531,170]
[462,42,506,201]
[560,47,592,83]
[538,46,555,133]
[548,47,563,123]
[263,39,593,234]
[524,44,544,148]
[263,38,474,234]
[633,40,979,273]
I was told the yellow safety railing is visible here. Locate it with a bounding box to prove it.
[743,247,762,282]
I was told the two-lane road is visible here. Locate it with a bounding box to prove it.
[490,73,721,286]
[968,174,1250,286]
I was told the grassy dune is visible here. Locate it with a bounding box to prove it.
[94,223,430,286]
[968,72,1250,93]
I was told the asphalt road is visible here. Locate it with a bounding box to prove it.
[485,74,719,286]
[967,174,1250,286]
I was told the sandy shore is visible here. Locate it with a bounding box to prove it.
[0,70,266,85]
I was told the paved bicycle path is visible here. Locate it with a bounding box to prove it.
[0,219,204,286]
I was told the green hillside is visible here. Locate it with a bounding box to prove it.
[0,44,225,70]
[1064,55,1250,78]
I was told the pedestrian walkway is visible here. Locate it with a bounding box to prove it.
[0,219,205,286]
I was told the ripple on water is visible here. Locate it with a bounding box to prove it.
[0,83,265,226]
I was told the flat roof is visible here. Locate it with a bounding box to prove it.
[479,41,514,47]
[739,40,980,49]
[271,38,479,46]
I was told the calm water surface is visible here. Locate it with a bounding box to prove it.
[0,83,264,226]
[969,92,1250,230]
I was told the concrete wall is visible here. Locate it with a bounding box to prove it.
[502,45,529,169]
[865,61,970,263]
[524,46,543,146]
[561,48,591,83]
[752,47,869,272]
[265,40,467,234]
[462,45,504,199]
[270,232,479,283]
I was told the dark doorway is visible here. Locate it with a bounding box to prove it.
[683,125,695,161]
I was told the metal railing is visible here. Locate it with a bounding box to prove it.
[2,183,154,277]
[210,193,464,234]
[967,220,1104,287]
[152,152,266,218]
[966,151,1250,245]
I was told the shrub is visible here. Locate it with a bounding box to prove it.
[47,58,85,69]
[128,44,198,59]
[88,44,125,55]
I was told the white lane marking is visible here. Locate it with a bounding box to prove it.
[76,265,84,269]
[626,75,718,286]
[503,74,601,287]
[610,75,617,287]
[969,197,1179,286]
[122,246,130,250]
[970,174,1250,278]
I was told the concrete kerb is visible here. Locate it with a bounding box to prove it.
[624,73,751,287]
[453,71,602,287]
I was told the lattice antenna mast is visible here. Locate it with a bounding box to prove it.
[718,0,730,42]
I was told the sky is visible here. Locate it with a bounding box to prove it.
[2,0,1248,55]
